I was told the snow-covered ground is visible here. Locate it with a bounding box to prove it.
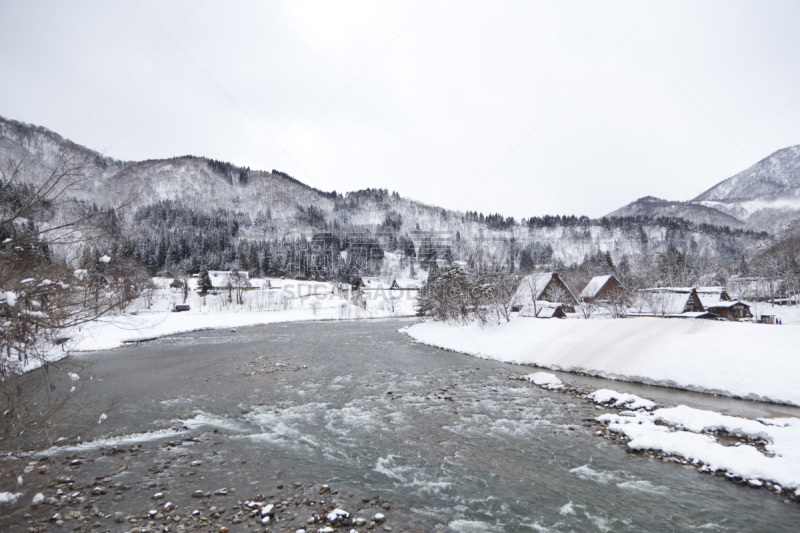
[403,313,800,406]
[65,278,418,352]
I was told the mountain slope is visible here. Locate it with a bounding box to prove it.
[607,196,746,229]
[693,145,800,202]
[608,146,800,234]
[1,115,770,277]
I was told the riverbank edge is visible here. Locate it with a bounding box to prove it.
[510,372,800,505]
[106,315,420,349]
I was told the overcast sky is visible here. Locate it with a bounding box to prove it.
[2,1,799,219]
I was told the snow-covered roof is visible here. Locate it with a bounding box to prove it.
[641,287,693,293]
[634,288,701,316]
[361,277,390,290]
[535,306,563,318]
[695,287,730,308]
[579,275,613,299]
[669,311,717,319]
[696,286,726,294]
[391,279,421,290]
[704,300,748,309]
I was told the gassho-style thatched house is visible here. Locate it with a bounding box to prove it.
[512,272,578,315]
[579,274,624,302]
[390,279,422,291]
[631,287,717,318]
[696,287,752,321]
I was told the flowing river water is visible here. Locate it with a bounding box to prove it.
[13,320,800,532]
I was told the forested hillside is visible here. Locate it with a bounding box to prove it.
[0,116,775,288]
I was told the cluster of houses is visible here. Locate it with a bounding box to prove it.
[192,272,422,295]
[511,272,759,322]
[193,270,774,322]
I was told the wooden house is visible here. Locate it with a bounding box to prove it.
[705,300,752,320]
[696,287,751,320]
[579,275,624,302]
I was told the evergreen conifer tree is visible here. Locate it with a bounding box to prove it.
[199,266,213,294]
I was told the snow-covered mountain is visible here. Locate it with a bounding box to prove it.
[1,115,769,275]
[607,196,747,229]
[693,146,800,202]
[609,146,800,235]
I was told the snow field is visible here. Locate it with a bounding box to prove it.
[403,317,800,406]
[67,278,418,352]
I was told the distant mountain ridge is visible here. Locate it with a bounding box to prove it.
[609,145,800,235]
[0,115,771,277]
[693,145,800,202]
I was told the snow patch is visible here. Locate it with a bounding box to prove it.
[0,492,23,504]
[524,372,563,389]
[587,389,655,410]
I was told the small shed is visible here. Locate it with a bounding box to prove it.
[760,314,776,324]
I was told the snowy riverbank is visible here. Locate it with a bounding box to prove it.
[526,373,800,499]
[403,315,800,406]
[68,305,416,354]
[51,277,419,355]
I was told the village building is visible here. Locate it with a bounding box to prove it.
[696,287,752,321]
[390,279,422,291]
[760,314,777,324]
[579,275,624,302]
[512,272,578,314]
[704,300,752,320]
[632,287,709,318]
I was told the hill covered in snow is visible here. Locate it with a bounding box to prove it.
[609,146,800,235]
[1,115,770,280]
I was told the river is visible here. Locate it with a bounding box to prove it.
[31,320,800,531]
